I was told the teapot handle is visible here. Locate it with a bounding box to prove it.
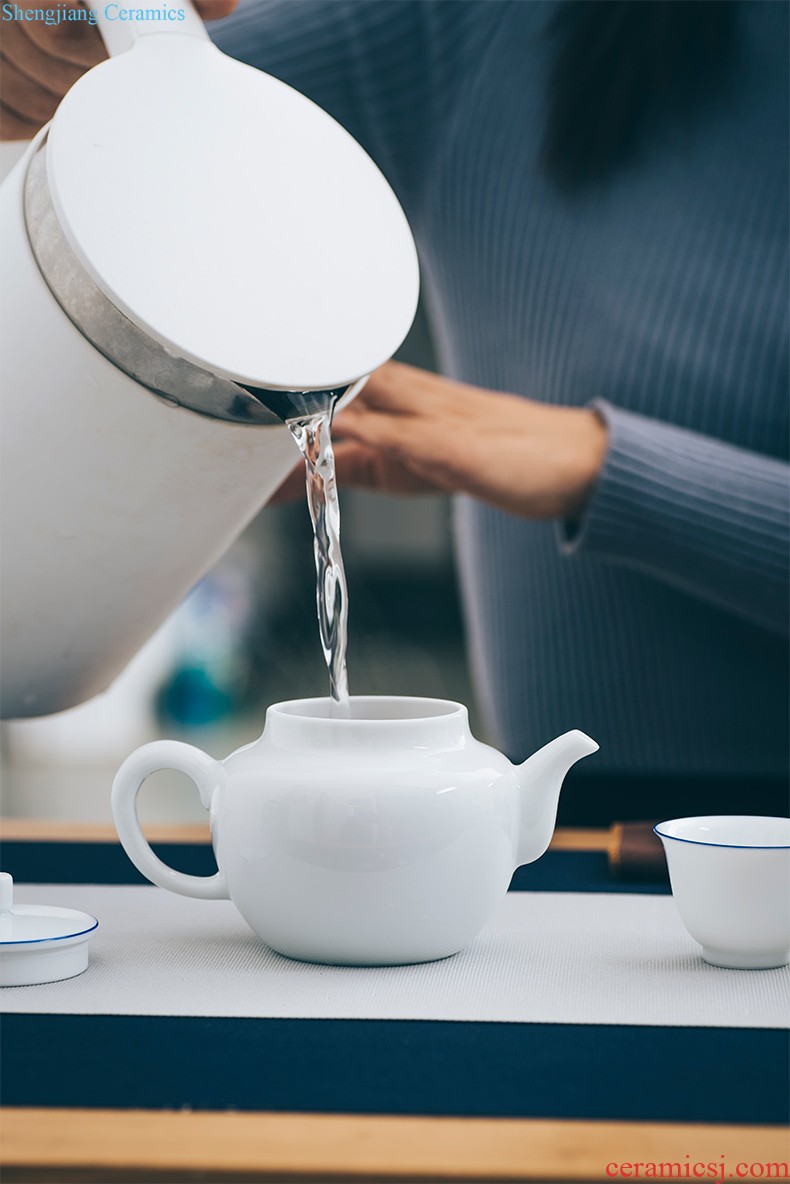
[112,740,228,900]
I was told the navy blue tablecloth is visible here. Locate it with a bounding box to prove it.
[1,839,786,1125]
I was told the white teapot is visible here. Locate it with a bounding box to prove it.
[112,696,598,965]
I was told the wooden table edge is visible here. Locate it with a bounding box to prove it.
[2,1108,787,1183]
[0,818,610,850]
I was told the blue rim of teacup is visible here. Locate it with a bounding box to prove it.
[654,817,790,850]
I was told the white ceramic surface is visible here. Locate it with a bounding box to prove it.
[655,816,790,969]
[49,32,418,388]
[112,696,598,965]
[0,874,98,986]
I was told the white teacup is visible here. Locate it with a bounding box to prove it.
[655,816,790,969]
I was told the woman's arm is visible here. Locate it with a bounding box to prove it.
[560,400,789,634]
[331,362,789,635]
[334,362,608,519]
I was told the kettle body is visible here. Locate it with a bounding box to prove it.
[0,13,419,719]
[0,131,303,718]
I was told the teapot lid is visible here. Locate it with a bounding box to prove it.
[0,874,98,986]
[44,35,419,392]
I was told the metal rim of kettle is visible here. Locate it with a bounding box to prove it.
[23,137,350,427]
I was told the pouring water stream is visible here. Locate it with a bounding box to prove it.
[286,394,350,715]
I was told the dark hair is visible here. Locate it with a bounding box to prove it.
[541,0,738,191]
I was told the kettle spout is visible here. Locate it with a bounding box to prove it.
[515,731,599,866]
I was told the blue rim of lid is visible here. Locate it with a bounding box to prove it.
[0,914,98,946]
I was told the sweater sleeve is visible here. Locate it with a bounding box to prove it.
[208,0,491,205]
[559,400,789,635]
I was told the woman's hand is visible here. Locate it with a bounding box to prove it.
[0,0,238,140]
[276,362,608,520]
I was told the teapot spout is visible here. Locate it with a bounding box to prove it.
[515,731,599,866]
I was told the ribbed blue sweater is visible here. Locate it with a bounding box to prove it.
[212,0,789,776]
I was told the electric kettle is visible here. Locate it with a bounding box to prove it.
[0,3,419,718]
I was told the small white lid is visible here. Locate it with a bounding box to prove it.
[0,874,98,986]
[46,36,420,391]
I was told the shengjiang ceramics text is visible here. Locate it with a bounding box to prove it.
[1,4,189,28]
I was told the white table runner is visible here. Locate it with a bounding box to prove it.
[2,885,788,1028]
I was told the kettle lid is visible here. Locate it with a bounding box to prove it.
[45,36,419,391]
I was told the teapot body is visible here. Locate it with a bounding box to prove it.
[114,697,525,964]
[215,703,520,964]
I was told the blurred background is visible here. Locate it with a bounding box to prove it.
[0,301,482,824]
